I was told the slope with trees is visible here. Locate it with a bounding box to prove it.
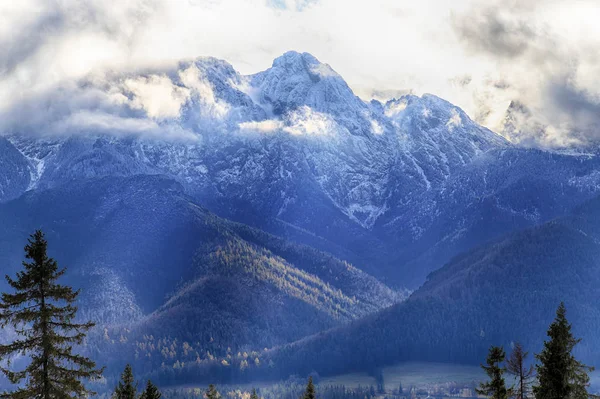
[0,175,400,385]
[244,195,600,380]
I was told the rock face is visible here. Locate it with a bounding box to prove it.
[0,137,30,202]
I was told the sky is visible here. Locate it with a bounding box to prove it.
[2,0,600,147]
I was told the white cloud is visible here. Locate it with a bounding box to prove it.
[52,111,198,141]
[239,108,337,137]
[1,0,600,146]
[57,111,159,133]
[238,119,284,133]
[125,75,190,119]
[178,64,230,118]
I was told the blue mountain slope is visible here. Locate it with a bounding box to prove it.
[2,51,598,292]
[0,174,400,381]
[248,194,600,382]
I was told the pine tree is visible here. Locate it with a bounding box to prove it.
[140,380,162,399]
[250,388,259,399]
[205,384,221,399]
[477,346,508,399]
[303,376,316,399]
[0,230,103,398]
[533,303,593,399]
[113,364,137,399]
[506,343,535,399]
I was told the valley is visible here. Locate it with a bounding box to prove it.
[166,362,484,399]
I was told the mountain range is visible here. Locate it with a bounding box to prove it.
[1,51,600,386]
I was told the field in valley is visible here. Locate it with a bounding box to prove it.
[320,362,484,389]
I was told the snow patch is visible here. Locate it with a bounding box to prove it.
[283,106,336,136]
[446,108,463,130]
[384,99,408,117]
[370,119,384,135]
[309,62,340,78]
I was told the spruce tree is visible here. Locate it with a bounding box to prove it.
[113,364,137,399]
[250,388,259,399]
[140,380,162,399]
[477,346,508,399]
[206,384,221,399]
[533,303,592,399]
[506,343,534,399]
[303,376,316,399]
[0,230,103,398]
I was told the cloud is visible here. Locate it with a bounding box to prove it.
[267,0,317,11]
[58,111,158,133]
[1,0,600,147]
[452,5,537,59]
[238,119,284,133]
[238,108,338,137]
[0,5,65,75]
[448,0,600,146]
[178,64,231,118]
[0,73,199,140]
[124,75,190,119]
[549,83,600,123]
[543,80,600,145]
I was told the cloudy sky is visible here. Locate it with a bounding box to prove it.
[2,0,600,147]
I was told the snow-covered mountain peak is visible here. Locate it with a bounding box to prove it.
[385,93,469,125]
[384,93,507,147]
[1,51,511,229]
[270,51,341,81]
[271,51,317,71]
[188,56,238,75]
[250,52,368,130]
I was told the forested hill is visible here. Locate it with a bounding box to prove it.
[0,174,400,384]
[247,194,600,380]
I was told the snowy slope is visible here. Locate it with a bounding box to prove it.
[12,51,600,288]
[0,137,30,202]
[12,52,600,287]
[2,52,508,233]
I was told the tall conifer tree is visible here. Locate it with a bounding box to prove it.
[140,379,162,399]
[534,303,592,399]
[477,346,508,399]
[113,364,137,399]
[206,384,221,399]
[303,376,316,399]
[0,230,103,398]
